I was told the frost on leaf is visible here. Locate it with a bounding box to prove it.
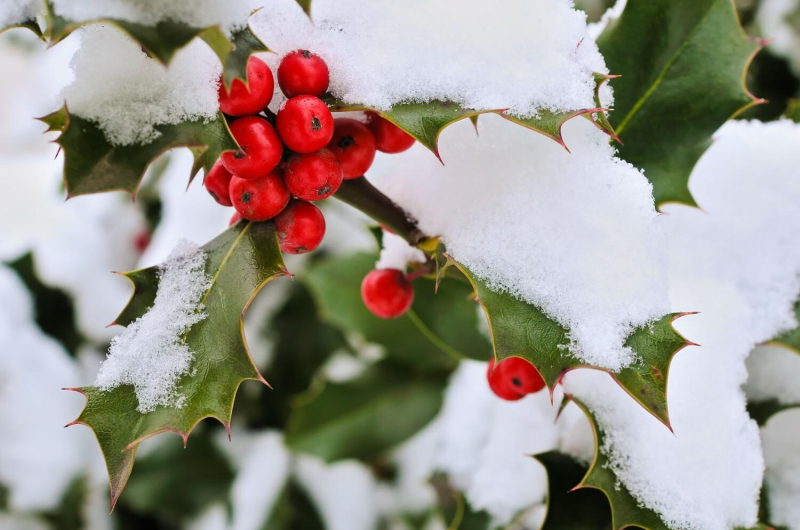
[66,222,288,509]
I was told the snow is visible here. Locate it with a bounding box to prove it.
[252,0,607,117]
[587,0,627,39]
[757,0,800,77]
[368,115,669,370]
[563,120,800,530]
[376,232,426,271]
[0,0,40,28]
[433,361,565,526]
[0,266,90,511]
[60,24,221,146]
[96,240,212,413]
[761,409,800,530]
[50,0,262,36]
[746,344,800,405]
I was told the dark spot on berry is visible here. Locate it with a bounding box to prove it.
[301,50,311,59]
[234,148,246,159]
[338,135,355,149]
[311,116,322,131]
[318,185,332,196]
[241,191,252,204]
[296,246,308,253]
[511,377,521,387]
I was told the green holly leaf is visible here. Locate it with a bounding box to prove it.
[6,252,84,356]
[747,399,800,427]
[324,73,611,161]
[66,221,289,510]
[44,1,268,88]
[39,106,237,198]
[263,479,325,530]
[786,100,800,122]
[41,475,88,530]
[285,360,448,462]
[597,0,765,207]
[442,252,693,429]
[119,428,234,522]
[302,252,492,367]
[767,299,800,354]
[295,0,313,17]
[431,474,492,530]
[534,451,612,530]
[0,18,43,37]
[568,398,773,530]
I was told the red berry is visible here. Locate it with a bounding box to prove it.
[283,148,343,201]
[221,116,283,180]
[229,212,242,226]
[366,112,416,154]
[276,95,334,153]
[218,56,275,116]
[133,230,151,253]
[275,200,326,254]
[361,269,415,319]
[204,161,234,206]
[229,170,290,221]
[487,357,546,401]
[278,50,330,98]
[327,118,377,179]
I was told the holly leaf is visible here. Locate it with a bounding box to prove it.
[118,428,234,522]
[263,479,325,530]
[285,361,448,462]
[567,398,774,530]
[431,474,492,530]
[534,451,612,530]
[302,252,492,367]
[6,252,84,356]
[39,106,237,198]
[65,221,289,510]
[44,0,268,87]
[442,252,694,429]
[0,18,43,37]
[786,100,800,122]
[747,399,800,427]
[597,0,765,207]
[294,0,313,18]
[323,73,611,161]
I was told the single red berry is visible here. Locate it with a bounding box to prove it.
[221,116,283,180]
[275,200,326,254]
[283,148,343,201]
[204,161,234,206]
[133,230,151,253]
[361,269,415,319]
[327,118,377,179]
[276,95,334,153]
[366,112,416,153]
[229,170,290,221]
[218,56,275,116]
[278,50,330,98]
[487,357,546,401]
[229,212,242,226]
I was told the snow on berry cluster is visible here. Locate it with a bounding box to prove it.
[207,51,416,258]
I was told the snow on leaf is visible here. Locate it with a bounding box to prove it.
[38,106,237,198]
[65,221,289,510]
[767,298,800,354]
[323,73,614,160]
[597,0,765,207]
[43,0,268,87]
[443,253,694,429]
[564,398,774,530]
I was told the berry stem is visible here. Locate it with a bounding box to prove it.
[334,176,428,246]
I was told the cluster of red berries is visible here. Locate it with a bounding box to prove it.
[486,357,546,400]
[205,50,416,256]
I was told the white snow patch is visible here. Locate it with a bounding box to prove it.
[376,232,426,271]
[746,344,800,405]
[761,409,800,530]
[60,25,221,146]
[96,240,212,413]
[434,361,561,525]
[757,0,800,77]
[587,0,627,39]
[50,0,262,35]
[369,115,669,370]
[0,0,41,28]
[252,0,607,117]
[563,120,800,530]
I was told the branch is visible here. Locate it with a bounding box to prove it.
[334,176,429,246]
